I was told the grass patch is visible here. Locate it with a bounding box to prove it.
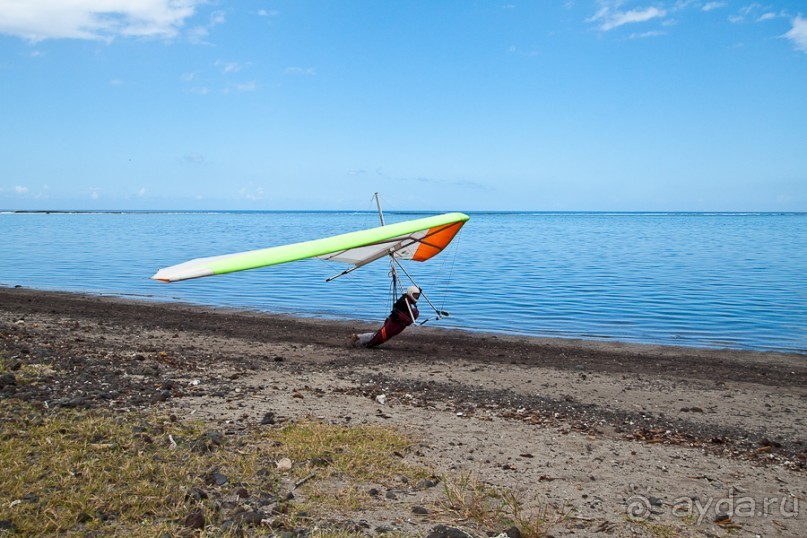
[1,350,566,537]
[0,399,212,535]
[257,420,433,516]
[263,420,431,483]
[0,400,432,536]
[439,473,572,538]
[0,355,56,387]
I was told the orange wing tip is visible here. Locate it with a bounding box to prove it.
[412,221,466,262]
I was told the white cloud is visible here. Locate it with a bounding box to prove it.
[238,186,265,201]
[187,10,225,44]
[223,81,258,94]
[0,0,202,42]
[187,26,209,44]
[209,11,226,26]
[589,3,667,31]
[609,7,667,30]
[233,81,257,92]
[728,3,770,24]
[4,184,51,199]
[216,60,247,74]
[702,2,726,11]
[783,16,807,54]
[628,30,666,39]
[284,67,316,76]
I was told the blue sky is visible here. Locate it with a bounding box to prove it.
[1,1,805,211]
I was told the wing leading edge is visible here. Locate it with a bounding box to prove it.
[151,212,469,283]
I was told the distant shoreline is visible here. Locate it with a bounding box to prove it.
[4,209,806,216]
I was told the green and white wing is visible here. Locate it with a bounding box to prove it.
[151,212,469,283]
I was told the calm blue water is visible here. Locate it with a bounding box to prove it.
[1,211,805,354]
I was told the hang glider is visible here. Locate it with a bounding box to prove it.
[151,212,470,283]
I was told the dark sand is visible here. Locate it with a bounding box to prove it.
[1,286,805,536]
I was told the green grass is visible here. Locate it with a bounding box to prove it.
[0,399,435,536]
[439,473,572,538]
[1,400,212,535]
[0,354,568,537]
[265,420,431,483]
[0,355,57,386]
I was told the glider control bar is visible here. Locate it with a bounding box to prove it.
[392,258,449,321]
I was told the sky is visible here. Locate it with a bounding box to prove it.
[1,1,805,212]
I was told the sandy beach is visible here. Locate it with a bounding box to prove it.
[1,286,805,537]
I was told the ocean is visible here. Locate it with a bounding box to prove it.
[1,211,804,354]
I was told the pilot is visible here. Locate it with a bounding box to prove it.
[351,286,421,348]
